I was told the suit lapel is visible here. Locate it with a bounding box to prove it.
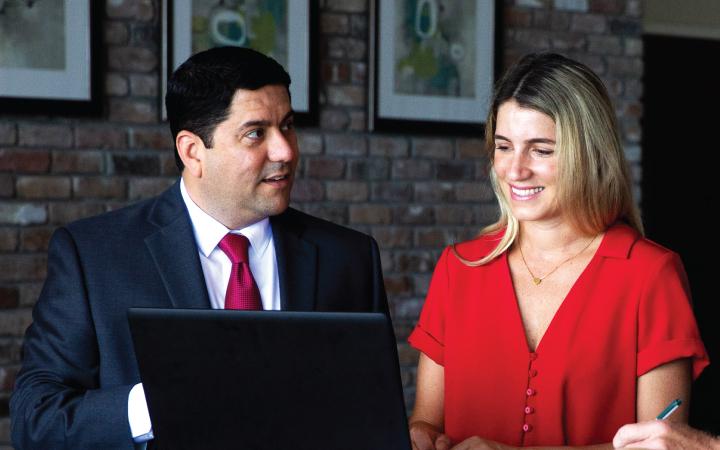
[144,183,211,309]
[272,211,317,311]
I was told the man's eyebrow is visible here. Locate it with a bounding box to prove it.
[239,111,295,129]
[494,134,556,145]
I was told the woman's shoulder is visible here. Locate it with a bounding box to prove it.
[447,228,506,263]
[603,223,679,263]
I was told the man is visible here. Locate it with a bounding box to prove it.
[10,47,388,450]
[614,421,720,450]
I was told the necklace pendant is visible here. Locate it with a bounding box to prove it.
[533,277,542,285]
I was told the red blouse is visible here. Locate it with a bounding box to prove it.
[408,224,709,447]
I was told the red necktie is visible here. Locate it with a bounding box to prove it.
[218,233,262,310]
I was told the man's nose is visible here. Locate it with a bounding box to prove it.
[268,131,297,163]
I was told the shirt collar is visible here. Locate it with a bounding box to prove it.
[180,179,272,258]
[595,222,640,259]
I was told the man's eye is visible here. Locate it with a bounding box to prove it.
[246,129,265,139]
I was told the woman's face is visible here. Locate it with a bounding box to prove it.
[493,99,561,225]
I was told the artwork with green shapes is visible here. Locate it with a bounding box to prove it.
[191,0,288,67]
[394,0,476,98]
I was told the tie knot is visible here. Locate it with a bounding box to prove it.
[218,233,250,264]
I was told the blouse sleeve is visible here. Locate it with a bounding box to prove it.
[408,246,451,366]
[637,251,709,379]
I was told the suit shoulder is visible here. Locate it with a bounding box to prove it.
[275,207,373,245]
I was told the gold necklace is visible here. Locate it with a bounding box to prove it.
[518,234,599,285]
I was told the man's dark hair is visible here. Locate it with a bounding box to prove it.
[166,46,291,171]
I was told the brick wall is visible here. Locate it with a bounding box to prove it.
[0,0,642,446]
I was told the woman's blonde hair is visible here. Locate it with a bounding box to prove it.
[455,53,642,266]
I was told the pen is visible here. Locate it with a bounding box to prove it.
[656,399,682,420]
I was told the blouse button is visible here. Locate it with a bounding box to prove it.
[523,423,533,432]
[529,352,538,361]
[529,369,538,377]
[526,388,536,396]
[524,406,535,414]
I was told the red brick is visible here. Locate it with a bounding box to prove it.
[16,176,71,199]
[297,204,347,225]
[48,202,104,225]
[349,205,391,224]
[0,123,17,146]
[109,99,157,123]
[369,137,408,157]
[321,13,350,34]
[325,134,367,156]
[104,21,129,45]
[476,203,501,225]
[391,160,431,180]
[130,74,159,97]
[107,0,154,21]
[0,174,13,197]
[108,46,157,72]
[18,124,73,148]
[128,177,175,200]
[160,153,180,175]
[326,85,365,107]
[348,62,366,84]
[20,226,55,252]
[607,56,642,77]
[436,161,474,180]
[319,108,350,130]
[52,151,104,174]
[19,282,43,308]
[72,176,126,199]
[290,180,324,202]
[458,138,486,159]
[383,275,412,297]
[326,181,368,202]
[393,205,434,225]
[589,0,623,14]
[588,35,622,55]
[76,125,128,149]
[322,62,351,83]
[414,182,455,202]
[570,13,607,33]
[0,255,47,282]
[326,37,367,60]
[347,159,389,181]
[348,111,366,132]
[435,205,475,225]
[551,32,587,51]
[296,132,323,155]
[0,228,18,252]
[106,72,130,96]
[415,228,449,248]
[0,203,47,225]
[394,251,434,272]
[514,30,551,50]
[455,182,495,202]
[0,287,20,309]
[112,154,160,176]
[412,138,453,159]
[505,8,533,27]
[306,158,345,179]
[131,127,173,150]
[370,182,412,202]
[369,227,412,249]
[325,0,366,13]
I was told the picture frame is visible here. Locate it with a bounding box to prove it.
[369,0,499,135]
[162,0,317,125]
[0,0,101,116]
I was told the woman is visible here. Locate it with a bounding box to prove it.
[408,53,709,450]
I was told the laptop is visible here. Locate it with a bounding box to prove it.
[128,308,412,450]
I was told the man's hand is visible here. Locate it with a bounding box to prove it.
[410,420,452,450]
[449,436,515,450]
[613,420,720,450]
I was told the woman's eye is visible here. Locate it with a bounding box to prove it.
[534,148,554,156]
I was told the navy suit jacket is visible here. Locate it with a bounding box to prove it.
[10,182,389,450]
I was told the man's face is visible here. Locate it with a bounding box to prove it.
[191,85,298,229]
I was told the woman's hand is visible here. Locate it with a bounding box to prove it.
[449,436,516,450]
[613,420,720,450]
[410,420,452,450]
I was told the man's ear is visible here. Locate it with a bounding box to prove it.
[176,130,206,178]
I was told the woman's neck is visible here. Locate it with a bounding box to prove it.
[517,219,596,256]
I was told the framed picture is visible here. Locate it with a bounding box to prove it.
[163,0,317,125]
[0,0,101,115]
[370,0,498,135]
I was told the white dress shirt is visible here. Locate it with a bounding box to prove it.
[129,179,282,440]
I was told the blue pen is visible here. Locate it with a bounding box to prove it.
[656,399,682,420]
